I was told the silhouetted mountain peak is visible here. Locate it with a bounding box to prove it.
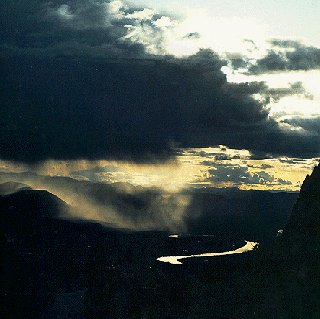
[277,163,320,258]
[0,188,68,219]
[300,163,320,198]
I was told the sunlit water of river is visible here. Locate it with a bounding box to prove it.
[157,238,258,265]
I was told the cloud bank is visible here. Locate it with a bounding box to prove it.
[1,1,319,163]
[246,40,320,74]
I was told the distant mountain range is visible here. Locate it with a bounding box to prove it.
[0,181,32,195]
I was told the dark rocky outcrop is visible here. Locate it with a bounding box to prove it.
[280,163,320,254]
[256,163,320,319]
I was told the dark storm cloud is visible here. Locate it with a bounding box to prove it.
[249,50,287,73]
[269,39,302,49]
[229,57,248,70]
[1,2,319,162]
[230,81,312,102]
[0,0,176,58]
[227,53,250,70]
[282,117,320,135]
[248,40,320,73]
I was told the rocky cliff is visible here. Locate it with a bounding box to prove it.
[259,163,320,319]
[278,163,320,258]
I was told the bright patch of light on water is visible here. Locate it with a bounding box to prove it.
[157,240,258,265]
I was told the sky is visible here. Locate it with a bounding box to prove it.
[132,0,320,45]
[1,0,320,205]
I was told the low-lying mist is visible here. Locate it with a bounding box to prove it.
[0,172,192,232]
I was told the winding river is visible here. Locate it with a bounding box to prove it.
[157,240,258,265]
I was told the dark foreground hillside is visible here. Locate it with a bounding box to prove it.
[0,189,111,319]
[1,166,319,318]
[258,164,320,318]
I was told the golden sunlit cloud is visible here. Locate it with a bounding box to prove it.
[1,147,317,193]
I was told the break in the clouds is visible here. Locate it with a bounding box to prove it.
[1,0,320,164]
